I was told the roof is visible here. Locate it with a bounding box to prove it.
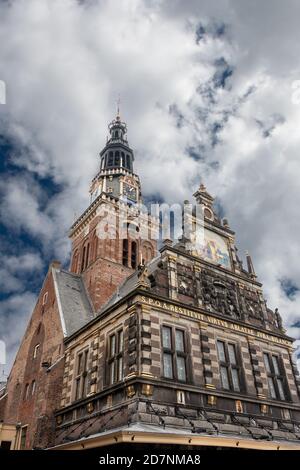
[49,422,300,450]
[52,268,94,337]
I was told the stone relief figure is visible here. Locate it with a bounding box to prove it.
[178,277,194,296]
[275,308,284,330]
[201,272,239,317]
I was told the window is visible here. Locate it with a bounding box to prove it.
[131,241,137,269]
[24,383,30,400]
[72,250,79,273]
[81,246,86,272]
[217,341,242,392]
[162,326,187,382]
[107,330,124,385]
[115,151,120,166]
[20,426,28,450]
[108,151,114,166]
[33,344,40,359]
[263,353,288,400]
[74,349,89,401]
[122,239,128,266]
[85,243,90,269]
[80,243,90,272]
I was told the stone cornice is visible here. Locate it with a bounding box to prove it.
[64,288,293,346]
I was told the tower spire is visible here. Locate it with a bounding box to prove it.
[116,94,121,120]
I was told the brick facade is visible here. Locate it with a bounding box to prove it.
[2,264,65,449]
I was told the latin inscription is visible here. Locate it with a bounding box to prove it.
[139,295,291,346]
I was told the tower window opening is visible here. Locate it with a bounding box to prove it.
[121,151,125,167]
[85,243,90,269]
[115,151,120,166]
[131,241,137,269]
[81,246,86,272]
[24,383,30,400]
[108,151,113,166]
[126,154,130,169]
[122,239,128,266]
[72,250,79,273]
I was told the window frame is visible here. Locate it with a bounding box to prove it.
[74,348,89,401]
[263,352,289,401]
[161,325,189,383]
[107,329,124,386]
[122,239,128,267]
[216,340,243,393]
[20,425,28,450]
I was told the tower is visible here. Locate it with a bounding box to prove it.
[69,112,158,311]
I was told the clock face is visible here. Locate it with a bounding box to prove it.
[123,183,137,201]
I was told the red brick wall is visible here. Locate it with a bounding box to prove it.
[69,209,157,311]
[3,266,65,449]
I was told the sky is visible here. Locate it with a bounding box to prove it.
[1,0,300,375]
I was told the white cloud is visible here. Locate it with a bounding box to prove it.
[0,292,37,378]
[1,0,300,368]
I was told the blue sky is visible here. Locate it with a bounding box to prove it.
[1,0,300,376]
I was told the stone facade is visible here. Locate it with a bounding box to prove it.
[53,286,300,449]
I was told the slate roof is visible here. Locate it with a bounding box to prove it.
[52,268,94,337]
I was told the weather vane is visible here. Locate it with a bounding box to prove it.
[116,94,121,119]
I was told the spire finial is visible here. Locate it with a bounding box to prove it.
[116,94,121,120]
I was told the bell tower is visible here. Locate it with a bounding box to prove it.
[69,111,158,311]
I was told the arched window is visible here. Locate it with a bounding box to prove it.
[24,384,30,400]
[108,151,114,166]
[92,232,98,261]
[126,154,130,169]
[121,151,125,167]
[81,246,86,272]
[131,241,137,269]
[122,239,128,266]
[72,250,79,273]
[115,151,120,167]
[85,243,90,269]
